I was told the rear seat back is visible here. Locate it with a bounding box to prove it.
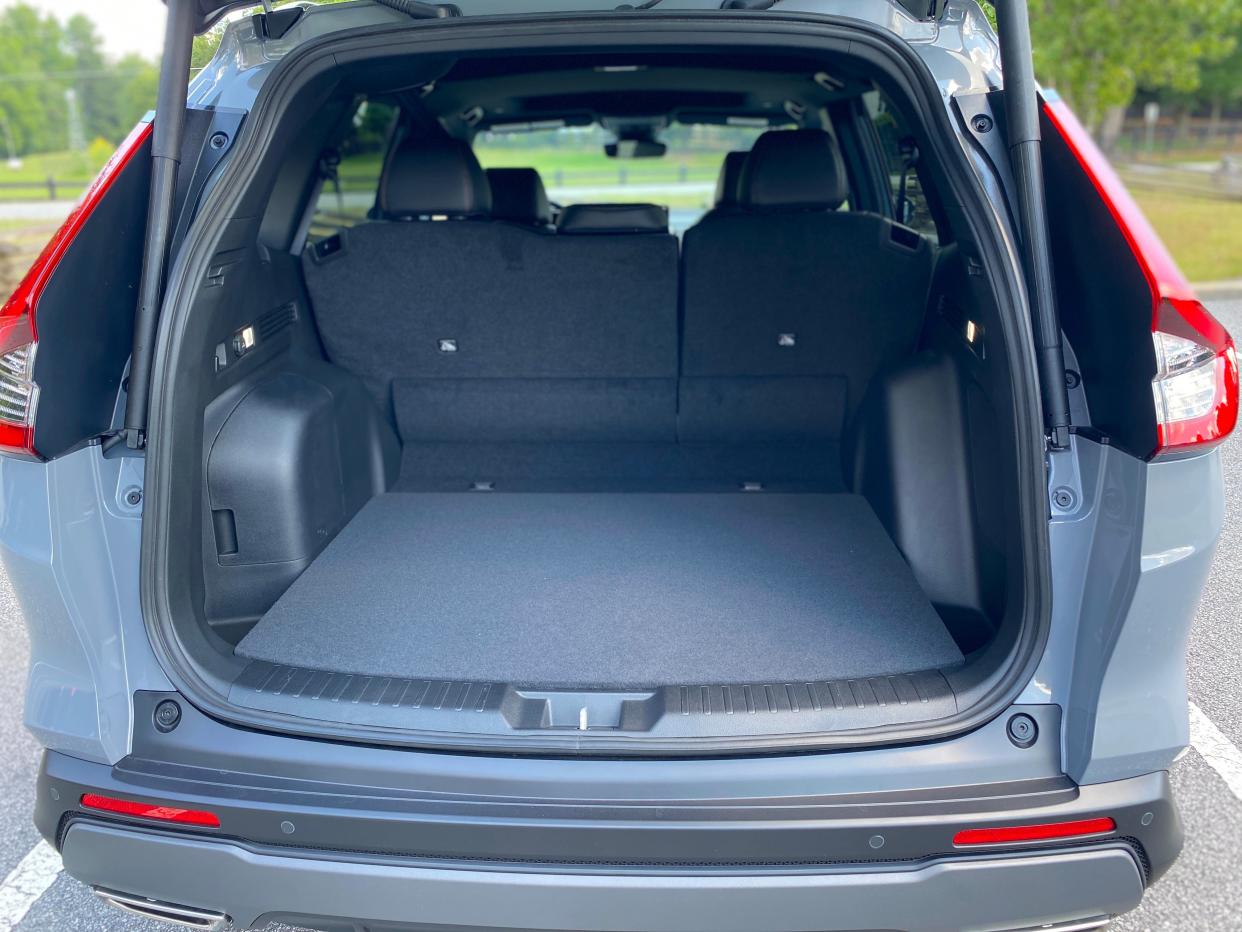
[712,150,749,211]
[305,130,930,469]
[485,167,552,227]
[680,129,934,445]
[304,140,679,444]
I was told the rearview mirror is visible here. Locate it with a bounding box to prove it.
[605,138,667,159]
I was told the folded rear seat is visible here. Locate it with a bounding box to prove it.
[680,129,934,450]
[302,140,680,479]
[303,131,928,491]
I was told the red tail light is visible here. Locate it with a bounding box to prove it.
[80,792,220,828]
[0,121,152,459]
[953,816,1116,847]
[1043,97,1237,458]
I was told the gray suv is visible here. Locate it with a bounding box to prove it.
[1,0,1234,929]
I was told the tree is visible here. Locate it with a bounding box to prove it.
[0,3,161,156]
[1030,0,1242,140]
[62,14,119,144]
[114,53,160,131]
[0,3,74,154]
[191,29,225,71]
[1197,32,1242,136]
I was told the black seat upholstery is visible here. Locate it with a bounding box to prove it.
[557,203,668,235]
[713,150,749,209]
[377,136,491,219]
[486,167,552,227]
[680,129,934,446]
[305,138,680,458]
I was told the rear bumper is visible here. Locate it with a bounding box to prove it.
[63,820,1140,932]
[37,697,1181,931]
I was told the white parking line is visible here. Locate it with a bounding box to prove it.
[1189,701,1242,802]
[0,840,62,931]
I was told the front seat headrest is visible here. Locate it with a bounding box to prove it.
[557,203,669,234]
[486,167,552,226]
[714,150,749,209]
[377,136,492,219]
[740,129,849,211]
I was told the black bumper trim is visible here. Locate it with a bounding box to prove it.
[37,748,1181,880]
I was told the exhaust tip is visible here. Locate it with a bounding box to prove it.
[1007,918,1111,932]
[93,887,229,930]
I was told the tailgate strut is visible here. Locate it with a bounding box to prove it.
[121,0,455,449]
[122,0,195,449]
[994,0,1072,450]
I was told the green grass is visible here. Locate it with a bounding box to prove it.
[1130,188,1242,282]
[0,149,103,181]
[474,144,724,177]
[1115,144,1242,166]
[332,146,724,190]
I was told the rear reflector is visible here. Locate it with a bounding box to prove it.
[1042,97,1238,458]
[953,816,1116,847]
[0,120,152,460]
[80,793,220,828]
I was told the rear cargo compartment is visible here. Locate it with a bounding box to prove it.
[144,30,1042,752]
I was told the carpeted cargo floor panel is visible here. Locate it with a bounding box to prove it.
[237,492,963,689]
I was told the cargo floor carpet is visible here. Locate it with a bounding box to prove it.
[236,492,963,689]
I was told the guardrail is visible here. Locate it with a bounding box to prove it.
[1116,119,1242,158]
[1117,157,1242,201]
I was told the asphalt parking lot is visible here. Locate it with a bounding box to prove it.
[0,300,1239,931]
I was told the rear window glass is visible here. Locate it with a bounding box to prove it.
[306,100,397,242]
[865,90,939,244]
[472,123,775,235]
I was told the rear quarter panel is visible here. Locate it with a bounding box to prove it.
[0,447,172,764]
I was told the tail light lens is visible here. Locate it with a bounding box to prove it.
[0,121,152,460]
[1152,298,1238,452]
[1043,97,1238,459]
[0,322,37,455]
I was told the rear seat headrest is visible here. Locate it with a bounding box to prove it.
[486,167,552,226]
[741,129,849,211]
[378,136,491,219]
[714,150,749,209]
[557,203,669,235]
